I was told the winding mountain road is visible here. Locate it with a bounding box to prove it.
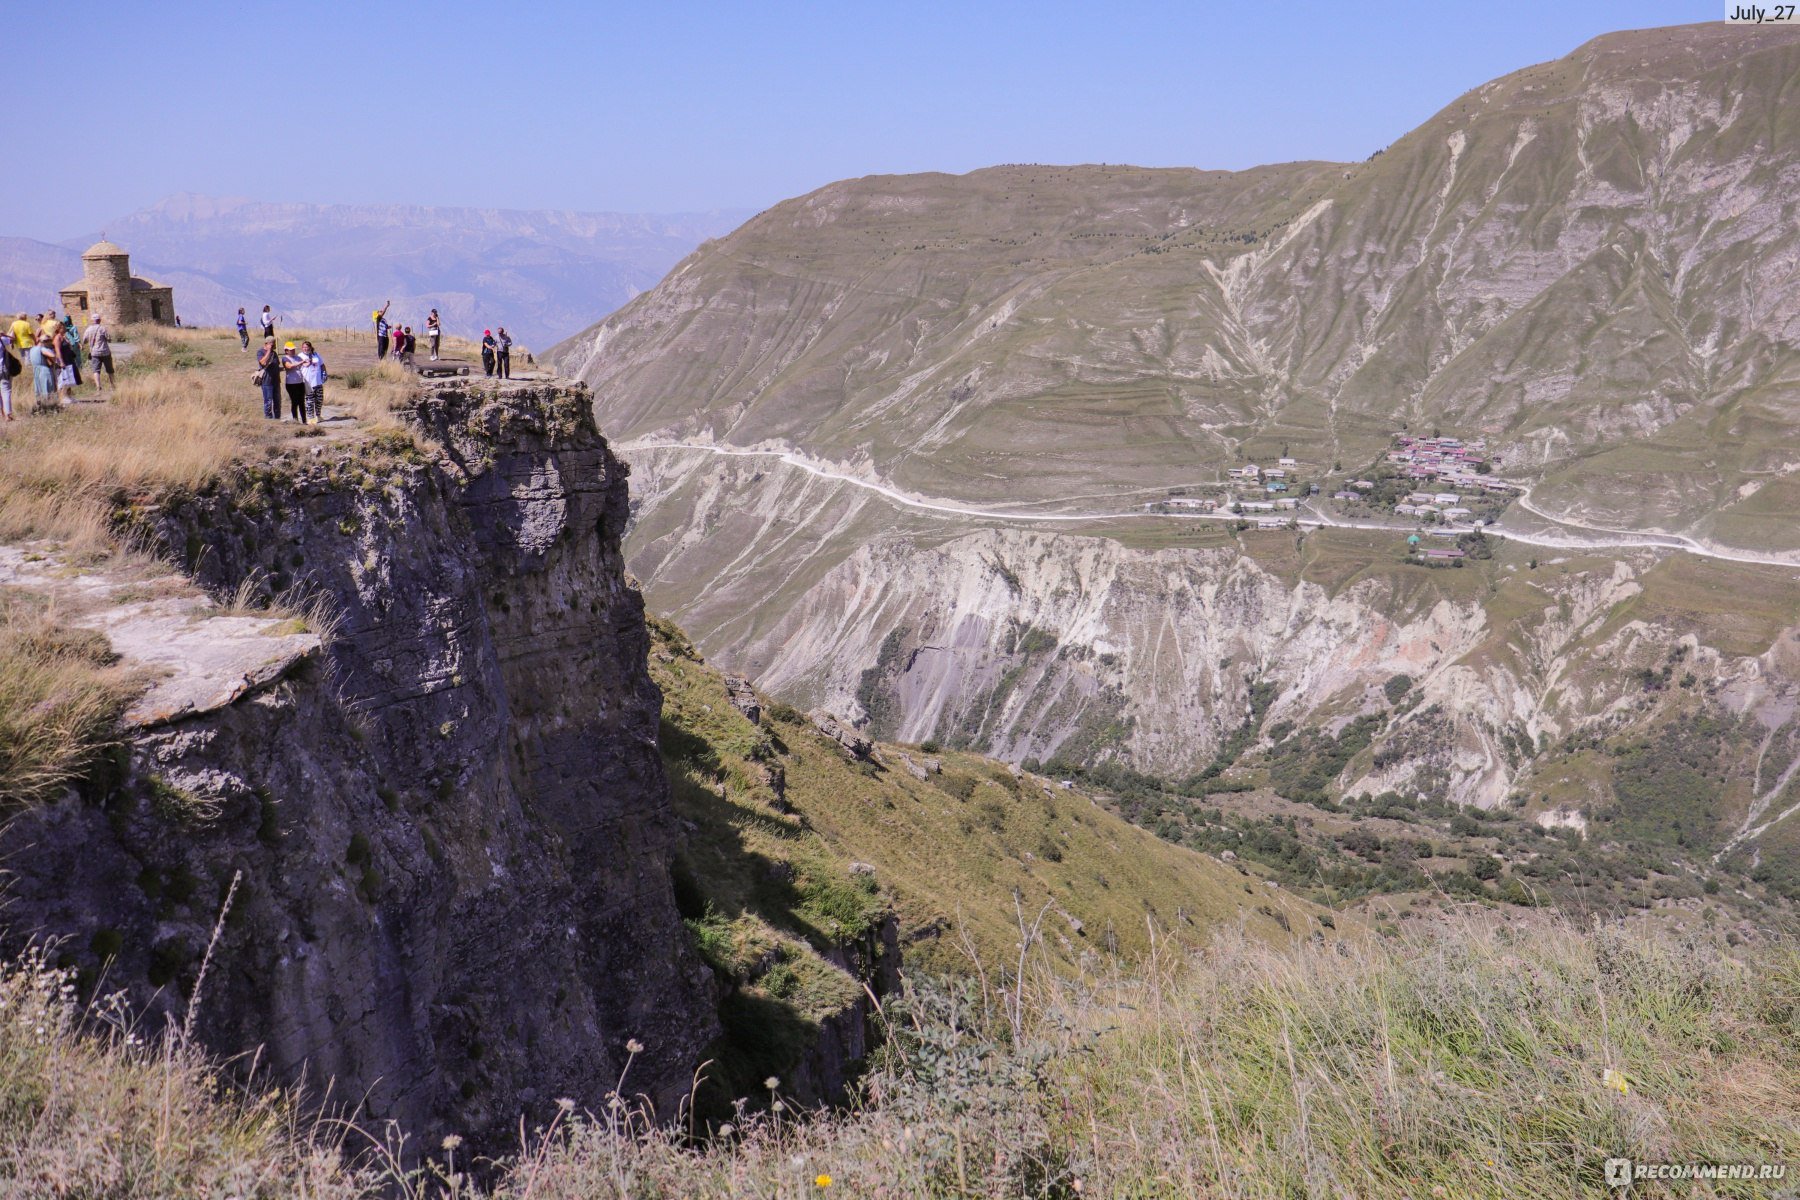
[623,442,1800,570]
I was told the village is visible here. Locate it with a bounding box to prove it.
[1141,432,1526,560]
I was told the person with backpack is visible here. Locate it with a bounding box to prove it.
[426,309,441,360]
[81,316,113,396]
[373,301,391,360]
[236,308,249,350]
[297,339,328,422]
[255,337,282,418]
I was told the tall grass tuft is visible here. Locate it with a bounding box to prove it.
[0,947,381,1198]
[0,592,140,808]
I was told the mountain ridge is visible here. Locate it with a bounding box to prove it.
[545,24,1800,900]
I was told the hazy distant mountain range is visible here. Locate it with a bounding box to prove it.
[0,194,752,349]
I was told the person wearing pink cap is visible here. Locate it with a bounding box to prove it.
[480,329,497,377]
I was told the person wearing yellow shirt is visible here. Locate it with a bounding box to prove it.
[9,315,33,361]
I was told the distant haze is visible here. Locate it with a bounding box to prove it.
[0,194,752,350]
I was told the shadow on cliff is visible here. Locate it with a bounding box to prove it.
[655,709,893,1119]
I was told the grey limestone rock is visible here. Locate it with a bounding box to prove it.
[0,379,717,1156]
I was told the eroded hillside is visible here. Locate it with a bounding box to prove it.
[544,25,1800,895]
[558,25,1800,547]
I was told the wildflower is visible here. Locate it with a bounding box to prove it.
[773,1100,786,1113]
[441,1135,463,1151]
[765,1076,781,1090]
[557,1097,576,1112]
[815,1174,833,1188]
[626,1038,644,1054]
[718,1123,735,1138]
[1602,1068,1629,1096]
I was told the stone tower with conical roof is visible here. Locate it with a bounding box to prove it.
[59,239,176,326]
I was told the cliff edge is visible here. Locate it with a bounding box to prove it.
[0,378,717,1151]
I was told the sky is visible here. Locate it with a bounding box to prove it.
[9,0,1715,241]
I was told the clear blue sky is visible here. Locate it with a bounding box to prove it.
[12,0,1712,240]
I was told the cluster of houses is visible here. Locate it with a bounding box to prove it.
[1394,490,1474,521]
[1387,435,1520,495]
[1226,455,1300,494]
[1149,454,1311,520]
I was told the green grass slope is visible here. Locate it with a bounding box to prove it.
[650,614,1322,983]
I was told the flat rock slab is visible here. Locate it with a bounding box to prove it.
[0,546,320,728]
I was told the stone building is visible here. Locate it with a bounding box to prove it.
[59,240,177,326]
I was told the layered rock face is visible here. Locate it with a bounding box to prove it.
[0,381,715,1151]
[624,449,1800,821]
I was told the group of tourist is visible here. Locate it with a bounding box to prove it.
[253,338,329,425]
[0,296,517,429]
[480,327,513,378]
[233,306,279,349]
[0,309,114,419]
[370,302,443,365]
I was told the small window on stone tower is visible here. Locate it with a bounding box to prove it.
[77,296,87,310]
[150,299,163,321]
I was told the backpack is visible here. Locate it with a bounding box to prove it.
[2,347,19,378]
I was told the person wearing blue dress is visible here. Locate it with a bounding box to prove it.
[28,336,56,410]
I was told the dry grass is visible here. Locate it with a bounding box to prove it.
[463,914,1800,1198]
[0,589,141,809]
[0,947,381,1198]
[0,327,414,556]
[9,913,1794,1198]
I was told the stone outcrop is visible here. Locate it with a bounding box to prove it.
[808,710,873,760]
[0,379,716,1154]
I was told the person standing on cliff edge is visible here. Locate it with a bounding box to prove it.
[426,308,441,360]
[373,301,391,360]
[255,337,281,418]
[495,327,512,379]
[280,341,307,423]
[480,329,496,376]
[297,339,328,422]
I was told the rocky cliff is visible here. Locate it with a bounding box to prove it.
[0,380,717,1153]
[622,447,1800,848]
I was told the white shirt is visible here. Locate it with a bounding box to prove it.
[298,351,327,388]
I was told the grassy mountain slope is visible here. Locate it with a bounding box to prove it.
[648,611,1322,996]
[559,24,1800,542]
